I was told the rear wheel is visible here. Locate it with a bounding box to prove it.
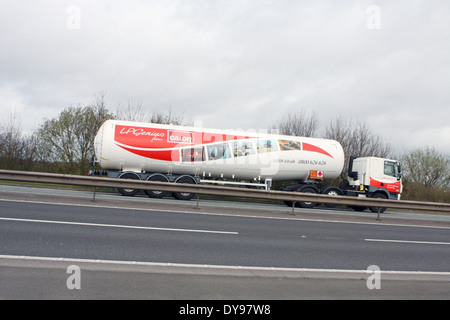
[350,206,367,212]
[321,187,342,208]
[145,174,169,198]
[118,172,140,197]
[298,187,318,208]
[173,176,197,200]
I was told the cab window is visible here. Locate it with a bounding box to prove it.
[384,161,399,177]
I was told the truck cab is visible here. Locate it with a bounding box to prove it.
[347,156,402,200]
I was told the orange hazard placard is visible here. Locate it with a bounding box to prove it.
[309,170,324,180]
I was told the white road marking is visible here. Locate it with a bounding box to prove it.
[0,217,238,235]
[365,238,450,246]
[1,197,449,230]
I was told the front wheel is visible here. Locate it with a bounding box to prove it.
[369,193,388,213]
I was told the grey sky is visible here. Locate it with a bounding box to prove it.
[1,0,449,154]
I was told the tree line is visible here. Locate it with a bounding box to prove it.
[0,94,187,176]
[0,98,448,203]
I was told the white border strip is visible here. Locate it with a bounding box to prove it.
[1,255,449,281]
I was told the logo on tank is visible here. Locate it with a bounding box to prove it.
[168,130,194,145]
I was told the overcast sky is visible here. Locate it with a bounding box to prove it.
[1,0,449,154]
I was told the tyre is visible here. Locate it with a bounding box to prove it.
[118,172,141,197]
[350,206,367,212]
[298,187,318,208]
[145,174,169,198]
[173,176,197,201]
[321,187,342,208]
[369,192,388,213]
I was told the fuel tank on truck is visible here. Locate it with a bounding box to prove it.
[93,120,345,182]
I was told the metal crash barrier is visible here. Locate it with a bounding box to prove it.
[0,170,449,219]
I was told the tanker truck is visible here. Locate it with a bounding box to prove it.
[88,120,402,212]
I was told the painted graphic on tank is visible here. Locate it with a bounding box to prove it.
[114,124,334,162]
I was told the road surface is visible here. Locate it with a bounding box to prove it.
[0,184,449,300]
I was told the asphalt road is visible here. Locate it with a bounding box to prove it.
[0,184,449,300]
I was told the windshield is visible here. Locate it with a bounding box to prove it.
[384,160,401,178]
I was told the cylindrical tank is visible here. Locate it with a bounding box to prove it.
[94,120,345,182]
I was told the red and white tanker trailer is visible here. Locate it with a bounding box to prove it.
[89,120,402,212]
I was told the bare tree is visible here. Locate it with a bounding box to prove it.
[35,97,114,174]
[115,98,146,122]
[324,115,391,157]
[0,110,37,170]
[0,110,22,164]
[271,109,320,137]
[115,100,189,125]
[149,107,187,125]
[323,115,351,150]
[401,146,449,189]
[348,121,391,158]
[323,115,391,176]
